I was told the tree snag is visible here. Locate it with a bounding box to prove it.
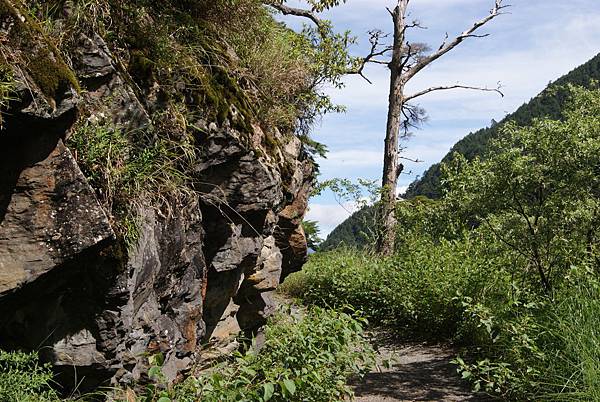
[267,0,508,255]
[352,0,509,255]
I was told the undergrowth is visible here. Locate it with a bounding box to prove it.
[0,350,60,402]
[284,243,600,400]
[282,239,505,340]
[114,306,375,402]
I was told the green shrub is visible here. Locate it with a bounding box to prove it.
[443,85,600,293]
[282,237,507,340]
[171,306,375,402]
[433,85,600,399]
[449,264,600,401]
[0,350,60,402]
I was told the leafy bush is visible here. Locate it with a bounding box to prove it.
[282,238,506,340]
[285,85,600,401]
[451,265,600,401]
[116,306,374,401]
[173,306,375,401]
[443,84,600,292]
[0,350,60,402]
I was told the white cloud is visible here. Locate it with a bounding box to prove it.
[318,140,455,173]
[306,203,359,236]
[319,3,600,121]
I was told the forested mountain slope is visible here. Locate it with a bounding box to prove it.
[320,207,376,250]
[405,52,600,199]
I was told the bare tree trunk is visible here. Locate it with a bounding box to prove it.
[271,0,507,255]
[378,1,407,255]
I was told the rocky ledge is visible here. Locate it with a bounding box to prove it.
[0,1,312,392]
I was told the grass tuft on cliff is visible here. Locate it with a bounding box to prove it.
[26,0,348,137]
[67,117,197,246]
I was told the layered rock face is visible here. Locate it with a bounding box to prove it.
[0,2,311,391]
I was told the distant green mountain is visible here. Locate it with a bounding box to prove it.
[405,52,600,199]
[322,52,600,249]
[320,207,376,250]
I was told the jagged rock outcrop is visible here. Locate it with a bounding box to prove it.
[0,1,312,393]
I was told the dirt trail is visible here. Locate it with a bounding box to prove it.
[353,333,494,402]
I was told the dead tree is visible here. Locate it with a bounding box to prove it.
[268,0,509,255]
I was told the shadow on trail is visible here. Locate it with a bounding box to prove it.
[353,341,495,402]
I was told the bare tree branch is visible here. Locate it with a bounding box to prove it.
[404,0,509,81]
[370,59,391,65]
[405,83,504,102]
[401,19,426,36]
[399,156,423,163]
[400,103,426,133]
[347,30,393,84]
[267,3,326,33]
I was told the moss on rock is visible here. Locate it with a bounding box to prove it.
[0,0,79,100]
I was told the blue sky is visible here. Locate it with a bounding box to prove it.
[283,0,600,236]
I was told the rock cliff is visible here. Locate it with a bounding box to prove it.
[0,0,312,392]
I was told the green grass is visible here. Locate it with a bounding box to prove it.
[538,268,600,401]
[67,118,197,246]
[282,238,504,340]
[0,350,60,402]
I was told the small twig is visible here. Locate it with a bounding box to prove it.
[268,3,326,36]
[347,30,393,84]
[399,156,423,163]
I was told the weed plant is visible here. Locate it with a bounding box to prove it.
[67,118,197,246]
[0,350,60,402]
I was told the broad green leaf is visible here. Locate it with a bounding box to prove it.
[263,383,275,401]
[148,366,162,379]
[281,379,296,395]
